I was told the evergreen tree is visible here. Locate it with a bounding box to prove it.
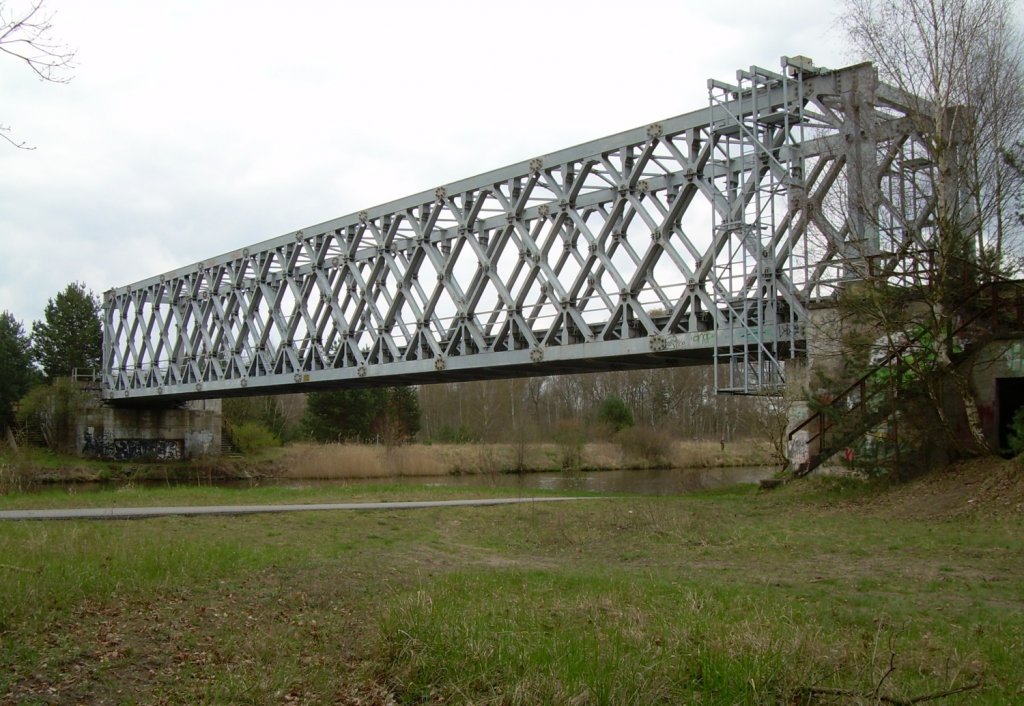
[303,386,420,443]
[0,311,36,431]
[31,282,102,378]
[597,395,635,433]
[378,385,422,441]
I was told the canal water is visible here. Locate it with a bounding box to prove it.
[30,465,778,497]
[417,465,776,495]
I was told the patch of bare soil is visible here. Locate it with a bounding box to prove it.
[859,456,1024,520]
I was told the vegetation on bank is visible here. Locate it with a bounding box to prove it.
[275,438,775,480]
[1,460,1021,704]
[0,437,777,493]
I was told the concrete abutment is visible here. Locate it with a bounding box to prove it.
[76,389,222,461]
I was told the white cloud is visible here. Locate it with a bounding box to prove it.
[0,0,845,324]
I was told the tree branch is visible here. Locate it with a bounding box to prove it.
[796,680,981,705]
[0,0,76,83]
[0,123,35,149]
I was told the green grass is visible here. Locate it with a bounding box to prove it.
[1,482,1021,703]
[1,446,114,471]
[376,570,804,703]
[0,480,582,511]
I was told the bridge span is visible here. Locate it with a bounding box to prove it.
[102,56,938,403]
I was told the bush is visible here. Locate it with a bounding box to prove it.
[228,421,280,455]
[553,420,585,470]
[223,396,296,442]
[16,379,85,453]
[616,426,673,468]
[1008,407,1024,457]
[0,459,31,494]
[434,423,477,444]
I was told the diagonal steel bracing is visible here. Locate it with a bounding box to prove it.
[103,56,943,402]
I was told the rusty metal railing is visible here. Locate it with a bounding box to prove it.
[788,278,1024,473]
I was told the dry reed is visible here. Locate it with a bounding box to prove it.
[274,439,773,480]
[669,440,778,469]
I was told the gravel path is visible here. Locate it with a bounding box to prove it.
[0,496,598,521]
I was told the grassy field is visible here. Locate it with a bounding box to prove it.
[1,468,1022,704]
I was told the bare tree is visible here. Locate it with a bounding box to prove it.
[829,0,1024,455]
[1,0,75,149]
[843,0,1024,258]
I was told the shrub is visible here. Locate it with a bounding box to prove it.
[553,420,585,470]
[16,379,85,453]
[228,421,280,455]
[223,396,296,442]
[0,460,29,494]
[434,423,477,444]
[1008,407,1024,457]
[616,426,673,468]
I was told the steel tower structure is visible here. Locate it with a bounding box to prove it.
[102,57,938,403]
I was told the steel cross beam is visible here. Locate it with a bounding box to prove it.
[103,56,939,402]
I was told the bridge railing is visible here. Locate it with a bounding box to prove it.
[70,368,102,384]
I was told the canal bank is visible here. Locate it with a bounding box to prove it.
[3,439,779,493]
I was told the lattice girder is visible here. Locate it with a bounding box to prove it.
[103,57,941,401]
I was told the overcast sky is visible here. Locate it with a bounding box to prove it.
[0,0,849,327]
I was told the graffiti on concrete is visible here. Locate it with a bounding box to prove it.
[82,427,183,461]
[788,430,809,468]
[1006,341,1024,374]
[186,429,215,456]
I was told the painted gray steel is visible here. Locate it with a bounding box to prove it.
[103,57,936,400]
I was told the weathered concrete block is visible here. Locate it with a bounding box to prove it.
[76,394,221,461]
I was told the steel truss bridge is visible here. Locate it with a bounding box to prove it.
[103,56,942,403]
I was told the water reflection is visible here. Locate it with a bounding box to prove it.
[433,466,776,495]
[29,465,778,497]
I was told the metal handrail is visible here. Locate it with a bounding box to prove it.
[70,368,102,384]
[788,278,1024,467]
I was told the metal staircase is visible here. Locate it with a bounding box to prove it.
[788,279,1024,474]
